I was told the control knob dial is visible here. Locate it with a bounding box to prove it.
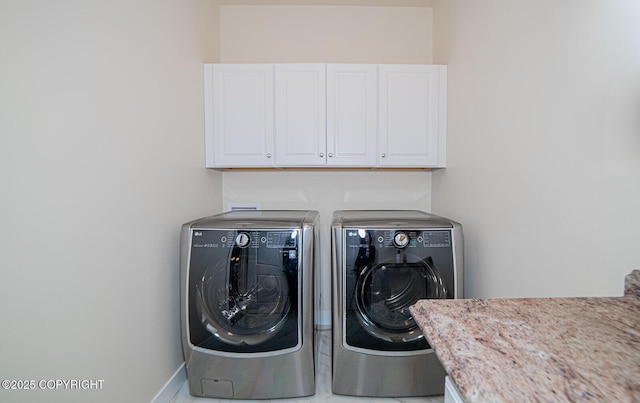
[235,232,251,248]
[393,232,409,248]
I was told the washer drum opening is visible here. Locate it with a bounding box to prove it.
[196,246,291,346]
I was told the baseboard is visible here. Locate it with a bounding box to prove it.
[151,363,186,403]
[151,314,329,402]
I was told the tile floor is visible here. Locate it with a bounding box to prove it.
[170,329,444,403]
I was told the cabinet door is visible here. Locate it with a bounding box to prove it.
[326,64,378,166]
[378,65,447,167]
[204,64,274,167]
[274,64,326,166]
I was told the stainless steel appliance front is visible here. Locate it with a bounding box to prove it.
[180,210,319,399]
[331,210,463,397]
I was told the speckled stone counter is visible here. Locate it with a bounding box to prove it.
[410,271,640,403]
[625,269,640,297]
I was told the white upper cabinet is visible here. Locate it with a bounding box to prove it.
[275,64,377,167]
[326,64,378,166]
[274,64,326,166]
[204,63,446,168]
[378,65,447,167]
[204,64,274,167]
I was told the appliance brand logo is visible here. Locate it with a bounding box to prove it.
[194,231,203,237]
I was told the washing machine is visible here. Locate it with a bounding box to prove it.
[331,210,463,397]
[180,210,319,399]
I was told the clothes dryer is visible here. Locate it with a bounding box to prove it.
[331,210,463,397]
[180,210,319,399]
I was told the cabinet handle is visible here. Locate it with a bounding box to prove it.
[319,153,324,157]
[381,153,386,158]
[266,153,272,158]
[328,153,333,158]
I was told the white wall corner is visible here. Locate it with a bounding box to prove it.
[151,363,187,403]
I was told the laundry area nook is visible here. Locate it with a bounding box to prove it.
[174,2,458,398]
[1,1,639,403]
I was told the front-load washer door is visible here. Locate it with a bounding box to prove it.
[188,229,300,353]
[343,228,454,352]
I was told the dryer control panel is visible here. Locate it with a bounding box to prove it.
[350,229,452,249]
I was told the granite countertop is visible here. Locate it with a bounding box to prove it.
[409,270,640,402]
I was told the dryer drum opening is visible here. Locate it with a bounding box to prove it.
[354,258,447,340]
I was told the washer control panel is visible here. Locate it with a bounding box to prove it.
[192,229,298,249]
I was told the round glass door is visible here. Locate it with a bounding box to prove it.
[196,244,291,346]
[354,257,447,342]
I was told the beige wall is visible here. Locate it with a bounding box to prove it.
[220,5,433,63]
[432,0,640,298]
[5,1,636,401]
[217,4,435,323]
[0,1,221,402]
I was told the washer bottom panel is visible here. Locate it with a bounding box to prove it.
[332,343,445,397]
[186,345,315,399]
